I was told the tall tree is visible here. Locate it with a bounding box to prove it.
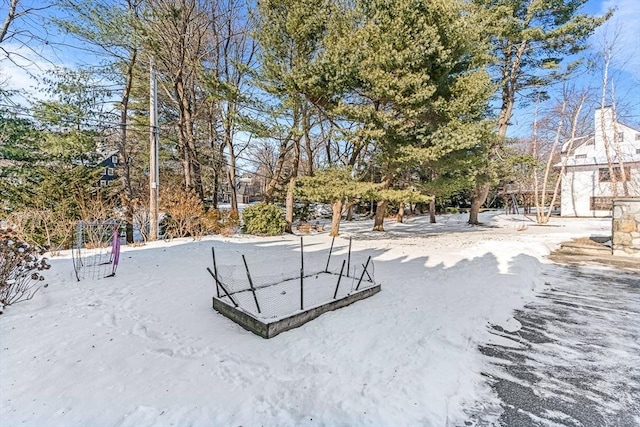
[467,0,610,224]
[530,87,588,224]
[143,0,209,199]
[202,0,256,216]
[334,0,493,231]
[0,112,44,211]
[56,0,145,243]
[2,68,114,248]
[255,0,336,232]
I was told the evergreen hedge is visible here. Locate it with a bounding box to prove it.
[241,203,286,236]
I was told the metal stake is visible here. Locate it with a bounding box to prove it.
[242,255,261,314]
[355,256,371,291]
[325,236,335,272]
[347,237,352,277]
[300,237,304,310]
[207,268,238,307]
[212,247,220,298]
[333,260,346,299]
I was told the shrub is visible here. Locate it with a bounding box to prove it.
[200,209,240,236]
[0,228,50,312]
[7,209,74,252]
[241,203,286,236]
[160,187,204,239]
[131,197,150,242]
[159,186,242,239]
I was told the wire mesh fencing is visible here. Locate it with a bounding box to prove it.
[208,237,376,321]
[71,220,122,281]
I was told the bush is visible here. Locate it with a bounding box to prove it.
[241,203,286,236]
[0,228,50,312]
[201,209,240,237]
[7,209,74,252]
[159,186,242,239]
[160,187,204,239]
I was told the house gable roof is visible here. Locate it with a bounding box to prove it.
[560,109,640,168]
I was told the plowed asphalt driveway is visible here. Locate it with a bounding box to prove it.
[473,264,640,426]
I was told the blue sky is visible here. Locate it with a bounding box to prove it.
[507,0,640,136]
[1,0,638,135]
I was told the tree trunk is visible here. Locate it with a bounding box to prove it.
[182,83,203,200]
[208,101,223,210]
[396,203,404,223]
[174,80,193,191]
[285,176,295,233]
[469,41,526,225]
[303,106,314,176]
[346,203,353,221]
[264,133,293,202]
[330,198,343,237]
[227,131,239,216]
[469,182,490,225]
[0,0,18,45]
[373,176,391,231]
[228,166,238,212]
[373,200,387,231]
[120,48,137,244]
[285,128,301,234]
[177,127,192,190]
[429,197,436,223]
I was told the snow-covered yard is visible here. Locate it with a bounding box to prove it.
[0,212,616,426]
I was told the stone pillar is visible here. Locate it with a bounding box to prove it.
[612,198,640,257]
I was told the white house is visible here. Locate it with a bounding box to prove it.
[560,107,640,217]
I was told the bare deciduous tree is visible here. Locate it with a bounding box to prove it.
[144,0,209,198]
[531,87,588,224]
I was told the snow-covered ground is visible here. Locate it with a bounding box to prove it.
[0,211,615,426]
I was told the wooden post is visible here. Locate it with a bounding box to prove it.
[355,256,371,291]
[333,260,346,299]
[242,255,261,314]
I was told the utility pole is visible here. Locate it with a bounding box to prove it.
[149,59,159,240]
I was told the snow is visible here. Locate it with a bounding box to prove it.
[0,211,614,426]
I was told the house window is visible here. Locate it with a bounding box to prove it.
[599,166,631,182]
[111,155,118,164]
[575,154,587,159]
[636,133,640,141]
[107,167,115,176]
[636,148,640,154]
[617,131,624,141]
[590,197,614,211]
[100,179,108,187]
